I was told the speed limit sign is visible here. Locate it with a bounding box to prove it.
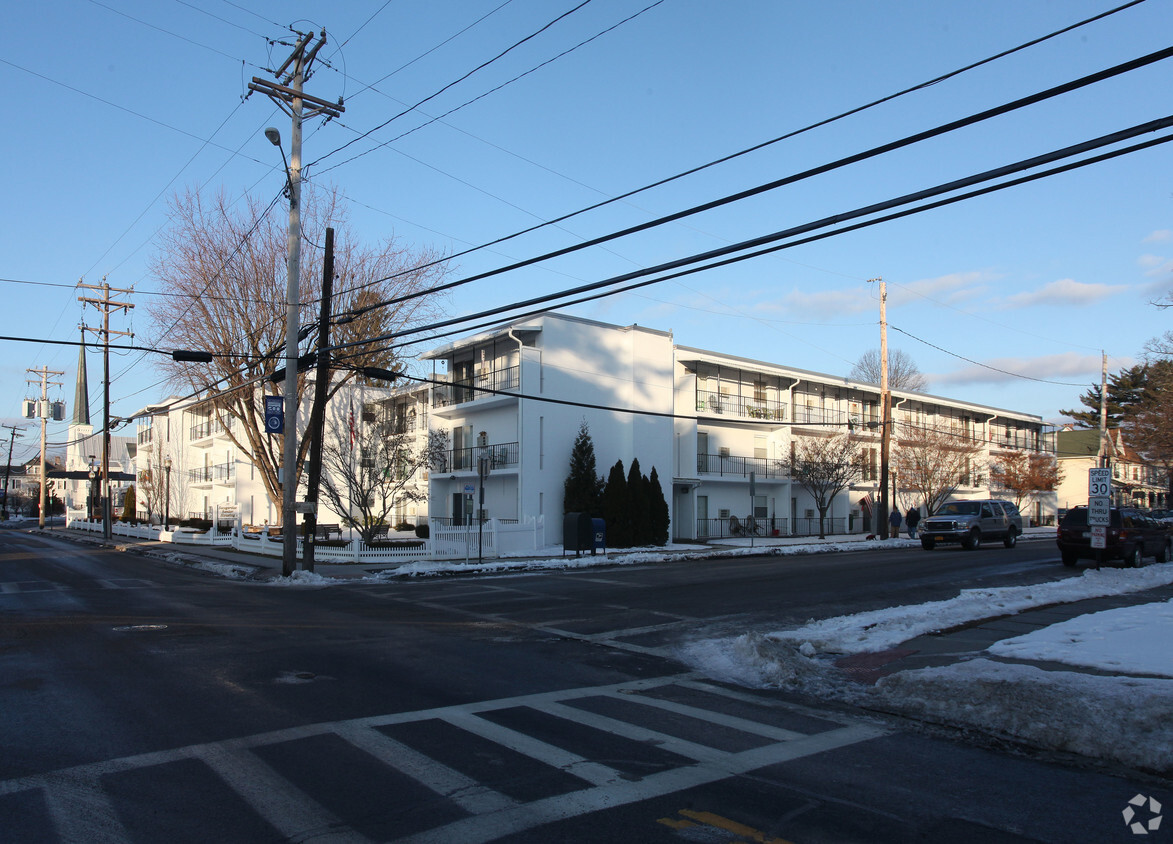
[1088,467,1111,498]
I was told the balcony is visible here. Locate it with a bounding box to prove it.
[189,463,235,484]
[696,390,786,421]
[697,452,787,479]
[791,406,848,428]
[190,417,231,443]
[433,366,519,408]
[436,442,519,473]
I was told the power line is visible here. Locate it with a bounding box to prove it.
[318,0,1155,307]
[314,0,667,175]
[334,44,1173,327]
[890,326,1091,387]
[309,0,596,168]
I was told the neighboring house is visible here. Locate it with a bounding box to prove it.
[411,312,1056,543]
[130,380,394,528]
[1055,426,1167,510]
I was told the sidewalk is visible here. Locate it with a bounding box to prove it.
[834,579,1173,684]
[32,523,1060,581]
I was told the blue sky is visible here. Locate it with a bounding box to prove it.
[3,0,1172,463]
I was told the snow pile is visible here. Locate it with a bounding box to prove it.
[767,565,1173,655]
[876,660,1173,773]
[679,567,1173,774]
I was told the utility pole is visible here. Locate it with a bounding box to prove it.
[302,227,336,573]
[249,29,343,576]
[869,277,892,539]
[26,367,65,528]
[2,424,25,520]
[79,278,134,540]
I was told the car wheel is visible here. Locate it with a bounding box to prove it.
[1157,541,1171,564]
[1061,549,1077,567]
[1003,527,1017,549]
[1127,545,1143,568]
[921,537,935,550]
[963,528,981,550]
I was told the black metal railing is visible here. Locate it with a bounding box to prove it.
[697,453,786,479]
[791,406,848,427]
[695,390,786,420]
[435,442,520,473]
[434,366,520,407]
[189,418,229,440]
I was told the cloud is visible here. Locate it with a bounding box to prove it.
[1138,255,1173,279]
[1143,230,1172,243]
[889,271,996,308]
[929,352,1110,387]
[770,288,874,319]
[999,278,1128,309]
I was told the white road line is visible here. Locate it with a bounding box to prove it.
[594,690,809,742]
[396,723,886,844]
[40,771,128,844]
[191,744,367,844]
[439,710,621,787]
[332,722,517,816]
[539,700,728,764]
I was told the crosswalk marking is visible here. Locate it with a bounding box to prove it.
[0,578,159,594]
[191,744,363,844]
[2,675,884,843]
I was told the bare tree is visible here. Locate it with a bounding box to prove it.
[147,184,447,523]
[138,446,162,524]
[849,348,928,392]
[988,450,1063,513]
[318,399,448,543]
[1123,364,1173,500]
[782,434,860,538]
[892,421,983,515]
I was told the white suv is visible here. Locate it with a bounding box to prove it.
[920,499,1023,550]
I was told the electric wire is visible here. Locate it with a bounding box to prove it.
[332,42,1173,323]
[314,0,1154,309]
[309,0,596,167]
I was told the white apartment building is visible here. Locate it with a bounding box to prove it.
[416,313,1056,543]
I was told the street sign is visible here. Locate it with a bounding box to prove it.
[1088,467,1112,498]
[1088,496,1111,527]
[1090,525,1107,549]
[264,396,284,434]
[463,483,475,497]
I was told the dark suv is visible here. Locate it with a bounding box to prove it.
[920,499,1023,550]
[1056,506,1172,567]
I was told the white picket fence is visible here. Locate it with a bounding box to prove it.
[65,515,545,565]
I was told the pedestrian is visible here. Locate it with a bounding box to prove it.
[906,507,920,539]
[888,507,902,539]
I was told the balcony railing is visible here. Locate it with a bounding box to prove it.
[696,390,786,421]
[188,463,235,484]
[791,406,848,427]
[435,442,520,473]
[190,418,230,441]
[433,366,520,408]
[697,452,787,479]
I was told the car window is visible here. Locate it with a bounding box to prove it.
[1061,509,1088,527]
[990,503,1004,517]
[940,502,979,516]
[981,506,993,518]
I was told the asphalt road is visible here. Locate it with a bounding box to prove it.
[1,529,1165,843]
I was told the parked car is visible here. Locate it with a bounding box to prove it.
[1055,506,1172,567]
[920,499,1023,550]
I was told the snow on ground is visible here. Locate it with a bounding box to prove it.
[678,566,1173,773]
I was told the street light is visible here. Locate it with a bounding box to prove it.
[164,455,172,529]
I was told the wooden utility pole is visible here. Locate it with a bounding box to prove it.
[79,279,133,539]
[249,29,343,577]
[1,424,24,520]
[25,367,64,528]
[870,277,892,539]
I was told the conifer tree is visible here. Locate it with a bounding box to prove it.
[562,421,604,515]
[648,466,670,545]
[602,459,630,547]
[627,458,650,545]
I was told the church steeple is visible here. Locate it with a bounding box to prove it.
[72,327,90,426]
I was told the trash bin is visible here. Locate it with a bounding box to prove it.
[563,512,592,556]
[591,518,606,555]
